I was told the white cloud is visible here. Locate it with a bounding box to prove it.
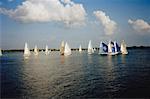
[8,0,14,2]
[0,0,87,26]
[93,10,117,35]
[128,19,150,33]
[61,0,72,4]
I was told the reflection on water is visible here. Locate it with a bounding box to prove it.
[1,49,150,98]
[87,54,92,64]
[60,55,65,64]
[121,54,126,64]
[106,55,116,81]
[22,55,51,98]
[102,55,118,97]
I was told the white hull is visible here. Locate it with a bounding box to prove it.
[108,52,118,55]
[99,52,119,55]
[99,52,108,55]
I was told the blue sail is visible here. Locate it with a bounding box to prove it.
[116,42,120,52]
[110,41,115,53]
[99,42,108,54]
[112,47,115,53]
[102,42,108,52]
[114,41,120,52]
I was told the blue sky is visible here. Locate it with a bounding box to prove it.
[0,0,150,49]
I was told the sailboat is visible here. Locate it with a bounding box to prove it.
[79,45,82,52]
[0,48,2,56]
[108,41,117,55]
[121,40,128,54]
[99,42,108,55]
[60,41,65,55]
[64,42,71,56]
[45,45,50,55]
[34,45,39,55]
[88,40,94,54]
[24,42,31,56]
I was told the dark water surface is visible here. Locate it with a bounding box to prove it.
[1,49,150,98]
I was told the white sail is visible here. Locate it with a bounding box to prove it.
[88,40,94,54]
[64,42,71,56]
[0,48,2,56]
[108,41,117,55]
[34,45,38,55]
[60,41,65,55]
[99,42,103,54]
[45,45,49,55]
[108,41,112,53]
[121,40,128,54]
[79,45,82,52]
[24,42,31,56]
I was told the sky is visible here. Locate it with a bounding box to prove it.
[0,0,150,49]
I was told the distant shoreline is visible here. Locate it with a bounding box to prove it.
[1,46,150,52]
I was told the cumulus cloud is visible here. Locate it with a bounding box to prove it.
[8,0,14,2]
[93,10,117,35]
[0,0,87,26]
[128,19,150,33]
[61,0,72,4]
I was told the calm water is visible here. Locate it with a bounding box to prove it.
[1,49,150,98]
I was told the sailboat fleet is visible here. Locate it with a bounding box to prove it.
[0,40,128,57]
[99,40,128,55]
[22,40,128,57]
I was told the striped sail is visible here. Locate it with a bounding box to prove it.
[99,42,108,55]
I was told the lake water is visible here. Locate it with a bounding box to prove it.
[1,48,150,98]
